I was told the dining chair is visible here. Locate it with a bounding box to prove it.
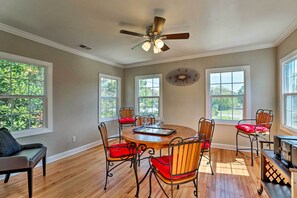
[197,117,215,175]
[135,114,156,126]
[118,107,135,142]
[148,136,204,198]
[98,122,136,190]
[235,109,273,166]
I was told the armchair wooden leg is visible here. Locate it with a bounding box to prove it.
[42,155,46,176]
[4,173,10,183]
[27,168,33,198]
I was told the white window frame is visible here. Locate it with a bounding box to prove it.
[205,65,251,125]
[98,73,121,122]
[135,74,163,120]
[0,51,53,138]
[280,48,297,134]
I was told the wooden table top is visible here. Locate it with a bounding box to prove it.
[122,124,197,150]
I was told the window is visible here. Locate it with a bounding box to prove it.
[205,66,250,124]
[0,51,53,138]
[135,74,162,118]
[281,49,297,133]
[99,74,121,122]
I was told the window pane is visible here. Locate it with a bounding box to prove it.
[0,77,10,95]
[11,62,29,79]
[0,60,10,77]
[221,84,232,95]
[221,72,231,83]
[210,73,220,84]
[212,97,221,119]
[233,71,244,83]
[233,96,244,108]
[210,84,220,95]
[29,80,44,95]
[0,98,10,116]
[30,113,43,129]
[12,98,30,115]
[233,109,243,120]
[233,83,244,95]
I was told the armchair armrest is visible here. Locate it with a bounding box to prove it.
[0,155,29,171]
[21,143,45,149]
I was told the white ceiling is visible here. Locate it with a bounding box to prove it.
[0,0,297,67]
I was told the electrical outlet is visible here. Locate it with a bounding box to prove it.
[72,136,77,143]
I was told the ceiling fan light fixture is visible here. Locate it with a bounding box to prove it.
[153,45,161,54]
[155,39,164,49]
[142,41,151,51]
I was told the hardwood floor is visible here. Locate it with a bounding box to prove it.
[0,140,268,198]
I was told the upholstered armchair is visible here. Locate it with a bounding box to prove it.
[0,128,47,198]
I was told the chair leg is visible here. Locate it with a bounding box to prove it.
[27,168,33,198]
[209,148,214,175]
[249,135,254,166]
[104,161,109,190]
[42,155,46,176]
[236,131,239,156]
[119,124,122,143]
[148,171,153,198]
[4,173,10,183]
[256,136,259,156]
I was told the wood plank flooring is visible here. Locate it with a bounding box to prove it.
[0,140,268,198]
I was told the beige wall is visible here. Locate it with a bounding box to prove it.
[0,31,123,156]
[276,28,297,135]
[124,48,277,147]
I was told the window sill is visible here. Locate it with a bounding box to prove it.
[99,117,118,123]
[213,120,238,126]
[280,125,297,135]
[12,128,53,139]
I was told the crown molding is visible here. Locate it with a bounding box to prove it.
[274,16,297,46]
[0,22,123,68]
[124,43,275,68]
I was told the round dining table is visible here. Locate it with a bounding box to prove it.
[122,124,197,197]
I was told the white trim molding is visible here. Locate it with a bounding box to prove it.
[0,22,122,68]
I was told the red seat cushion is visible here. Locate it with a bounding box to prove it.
[151,155,195,180]
[235,124,269,133]
[109,143,136,158]
[119,118,135,124]
[202,140,210,150]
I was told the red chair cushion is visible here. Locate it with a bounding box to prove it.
[151,155,195,180]
[109,143,136,158]
[235,124,269,133]
[119,118,135,124]
[202,140,210,150]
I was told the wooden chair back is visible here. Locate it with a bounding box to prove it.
[198,117,215,140]
[148,114,156,125]
[168,137,203,176]
[119,107,134,119]
[256,109,273,129]
[98,122,109,152]
[135,114,156,126]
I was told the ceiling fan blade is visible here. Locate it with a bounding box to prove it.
[152,16,166,34]
[162,33,190,40]
[161,44,170,51]
[120,30,146,37]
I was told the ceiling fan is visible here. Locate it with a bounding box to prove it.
[120,16,190,54]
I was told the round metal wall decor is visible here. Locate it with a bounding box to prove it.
[166,68,199,86]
